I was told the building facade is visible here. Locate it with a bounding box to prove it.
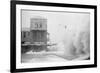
[21,17,47,53]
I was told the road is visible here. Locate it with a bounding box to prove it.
[21,51,68,63]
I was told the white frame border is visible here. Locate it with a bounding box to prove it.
[16,4,94,69]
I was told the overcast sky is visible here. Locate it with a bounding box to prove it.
[22,10,90,43]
